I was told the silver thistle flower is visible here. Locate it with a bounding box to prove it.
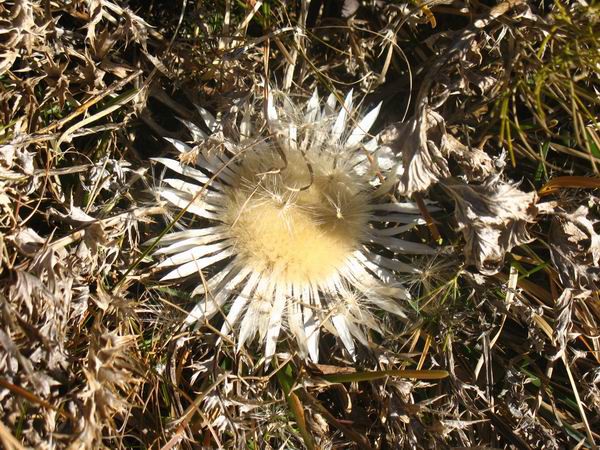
[151,90,434,362]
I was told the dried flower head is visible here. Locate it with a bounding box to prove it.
[151,90,434,362]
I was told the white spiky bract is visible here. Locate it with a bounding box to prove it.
[152,90,434,363]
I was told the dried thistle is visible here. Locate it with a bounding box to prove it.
[151,89,434,362]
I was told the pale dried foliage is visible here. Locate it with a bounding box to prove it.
[444,176,541,275]
[0,1,153,448]
[379,106,450,196]
[0,0,599,449]
[550,201,600,291]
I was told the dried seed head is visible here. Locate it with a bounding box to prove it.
[152,90,434,362]
[224,149,370,285]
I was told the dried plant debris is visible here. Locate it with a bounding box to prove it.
[0,0,46,75]
[0,0,599,449]
[549,202,600,291]
[379,106,451,196]
[443,176,542,275]
[0,244,140,448]
[444,134,496,183]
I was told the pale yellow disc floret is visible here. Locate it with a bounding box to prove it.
[223,149,371,285]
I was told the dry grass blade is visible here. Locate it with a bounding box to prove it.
[320,369,449,383]
[539,176,600,196]
[0,376,74,421]
[0,421,26,450]
[36,70,143,135]
[277,365,316,450]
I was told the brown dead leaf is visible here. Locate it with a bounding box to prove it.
[9,227,46,256]
[379,106,450,195]
[444,177,541,275]
[0,0,45,56]
[549,204,600,291]
[445,134,495,182]
[540,176,600,196]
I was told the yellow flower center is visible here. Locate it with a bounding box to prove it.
[224,149,370,285]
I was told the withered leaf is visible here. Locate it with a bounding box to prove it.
[444,177,540,275]
[444,134,495,182]
[549,204,600,291]
[379,106,450,196]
